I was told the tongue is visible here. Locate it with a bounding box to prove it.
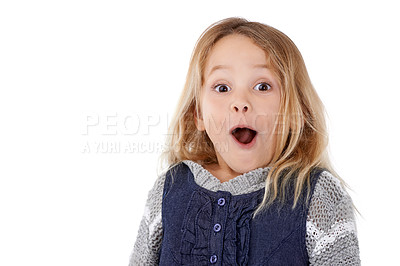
[234,128,255,144]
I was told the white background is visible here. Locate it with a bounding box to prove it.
[1,0,399,265]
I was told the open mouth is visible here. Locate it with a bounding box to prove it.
[231,127,257,145]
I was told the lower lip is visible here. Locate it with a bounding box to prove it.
[231,133,257,149]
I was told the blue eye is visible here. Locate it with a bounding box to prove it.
[254,82,271,91]
[214,84,231,93]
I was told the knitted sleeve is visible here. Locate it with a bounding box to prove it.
[128,174,166,266]
[306,171,361,265]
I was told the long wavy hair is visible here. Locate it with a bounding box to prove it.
[160,17,342,214]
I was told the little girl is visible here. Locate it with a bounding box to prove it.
[129,17,360,265]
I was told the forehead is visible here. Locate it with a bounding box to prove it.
[204,34,269,77]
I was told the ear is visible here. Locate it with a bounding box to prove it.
[194,108,205,131]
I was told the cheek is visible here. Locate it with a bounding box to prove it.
[203,112,227,138]
[254,108,280,133]
[254,116,276,136]
[253,96,281,133]
[201,95,228,134]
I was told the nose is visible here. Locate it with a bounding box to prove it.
[231,102,249,113]
[230,88,251,113]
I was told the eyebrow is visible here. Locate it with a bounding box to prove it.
[207,64,269,76]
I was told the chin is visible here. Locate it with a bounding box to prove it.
[230,159,262,174]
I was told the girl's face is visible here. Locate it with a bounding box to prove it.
[196,34,281,175]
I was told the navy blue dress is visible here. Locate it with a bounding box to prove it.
[159,163,323,266]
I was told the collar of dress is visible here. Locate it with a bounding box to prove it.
[182,160,271,196]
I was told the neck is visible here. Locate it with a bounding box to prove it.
[203,160,242,183]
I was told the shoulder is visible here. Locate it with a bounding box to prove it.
[162,161,189,188]
[311,170,353,208]
[150,162,188,191]
[309,169,355,227]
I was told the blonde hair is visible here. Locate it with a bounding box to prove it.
[161,17,342,214]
